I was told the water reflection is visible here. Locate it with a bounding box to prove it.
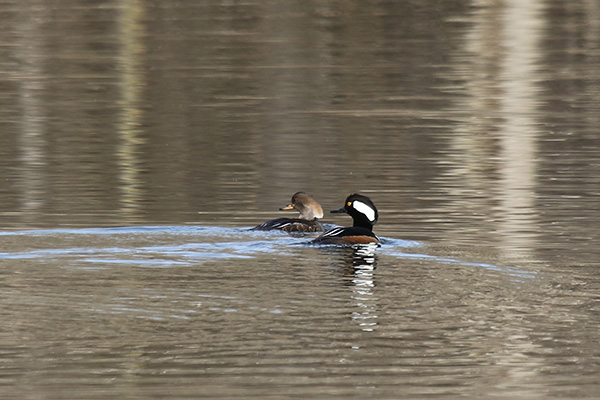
[495,0,544,260]
[324,244,379,333]
[348,244,379,333]
[0,225,599,398]
[2,0,600,398]
[443,0,546,261]
[116,0,147,221]
[16,2,48,221]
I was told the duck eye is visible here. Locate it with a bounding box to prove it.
[347,201,352,207]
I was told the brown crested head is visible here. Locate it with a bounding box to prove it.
[279,192,324,220]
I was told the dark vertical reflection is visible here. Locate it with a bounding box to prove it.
[534,0,600,264]
[254,2,336,194]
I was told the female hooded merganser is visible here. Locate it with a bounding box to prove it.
[313,193,380,244]
[252,192,325,233]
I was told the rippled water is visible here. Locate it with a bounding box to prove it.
[1,0,600,399]
[0,225,568,399]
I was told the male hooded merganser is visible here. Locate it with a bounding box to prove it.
[313,193,380,244]
[252,192,324,233]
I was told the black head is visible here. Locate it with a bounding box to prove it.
[330,193,378,230]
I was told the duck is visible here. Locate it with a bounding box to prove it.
[313,193,380,244]
[252,192,324,233]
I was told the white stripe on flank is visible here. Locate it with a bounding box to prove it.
[353,201,376,222]
[321,227,344,237]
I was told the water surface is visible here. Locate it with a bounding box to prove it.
[1,0,599,398]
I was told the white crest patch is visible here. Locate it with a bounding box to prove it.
[353,200,376,222]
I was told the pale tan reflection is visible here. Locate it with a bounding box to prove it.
[448,0,543,259]
[116,0,147,221]
[445,0,546,392]
[16,2,48,222]
[496,0,544,257]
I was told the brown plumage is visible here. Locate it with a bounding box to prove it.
[252,192,324,233]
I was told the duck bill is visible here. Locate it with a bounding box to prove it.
[279,204,294,211]
[330,207,347,214]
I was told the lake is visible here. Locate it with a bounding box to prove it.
[1,1,599,398]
